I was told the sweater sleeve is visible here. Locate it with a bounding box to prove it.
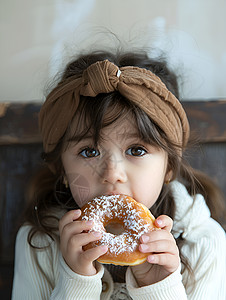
[126,265,187,300]
[126,219,226,300]
[11,225,104,300]
[51,254,104,299]
[183,218,226,299]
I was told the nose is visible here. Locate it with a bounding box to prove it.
[100,154,127,184]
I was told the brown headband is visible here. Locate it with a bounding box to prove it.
[39,60,190,153]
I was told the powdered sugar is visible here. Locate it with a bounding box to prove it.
[81,195,152,255]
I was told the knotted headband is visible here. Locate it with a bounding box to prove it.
[39,59,190,153]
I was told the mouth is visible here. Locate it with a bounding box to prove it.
[104,191,131,198]
[105,191,121,196]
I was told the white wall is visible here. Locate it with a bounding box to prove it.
[1,0,226,102]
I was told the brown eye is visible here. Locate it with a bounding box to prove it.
[126,146,147,156]
[79,147,100,158]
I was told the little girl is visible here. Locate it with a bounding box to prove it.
[12,50,226,299]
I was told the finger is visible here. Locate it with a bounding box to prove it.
[140,230,175,244]
[59,209,81,234]
[82,245,108,263]
[69,231,103,248]
[60,219,94,243]
[154,215,173,232]
[139,239,178,255]
[147,253,179,273]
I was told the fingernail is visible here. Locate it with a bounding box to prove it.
[101,245,108,252]
[73,210,81,220]
[92,231,102,238]
[156,219,163,226]
[141,235,149,243]
[140,244,149,251]
[148,255,155,262]
[74,209,81,216]
[86,220,93,226]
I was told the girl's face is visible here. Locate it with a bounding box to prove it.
[61,115,170,209]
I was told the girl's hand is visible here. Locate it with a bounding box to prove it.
[59,210,108,276]
[131,215,180,287]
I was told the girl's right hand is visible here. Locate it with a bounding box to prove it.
[59,209,108,276]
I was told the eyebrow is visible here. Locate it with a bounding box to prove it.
[69,135,93,140]
[67,132,142,145]
[115,132,140,139]
[67,135,94,143]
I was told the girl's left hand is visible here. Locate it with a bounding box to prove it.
[131,215,180,287]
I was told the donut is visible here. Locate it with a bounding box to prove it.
[79,194,158,266]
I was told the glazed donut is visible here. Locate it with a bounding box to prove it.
[80,194,157,266]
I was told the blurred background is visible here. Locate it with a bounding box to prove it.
[1,0,226,102]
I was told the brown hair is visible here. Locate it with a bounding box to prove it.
[24,50,225,288]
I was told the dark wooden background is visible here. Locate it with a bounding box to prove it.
[0,100,226,299]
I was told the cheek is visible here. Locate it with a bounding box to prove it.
[66,172,91,207]
[70,186,91,208]
[133,178,163,208]
[131,164,166,208]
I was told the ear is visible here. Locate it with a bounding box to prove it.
[164,169,173,184]
[63,175,69,188]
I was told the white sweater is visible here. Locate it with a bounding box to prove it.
[12,181,226,299]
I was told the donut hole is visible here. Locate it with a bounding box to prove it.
[105,222,124,235]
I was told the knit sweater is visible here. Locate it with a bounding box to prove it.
[12,181,226,299]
